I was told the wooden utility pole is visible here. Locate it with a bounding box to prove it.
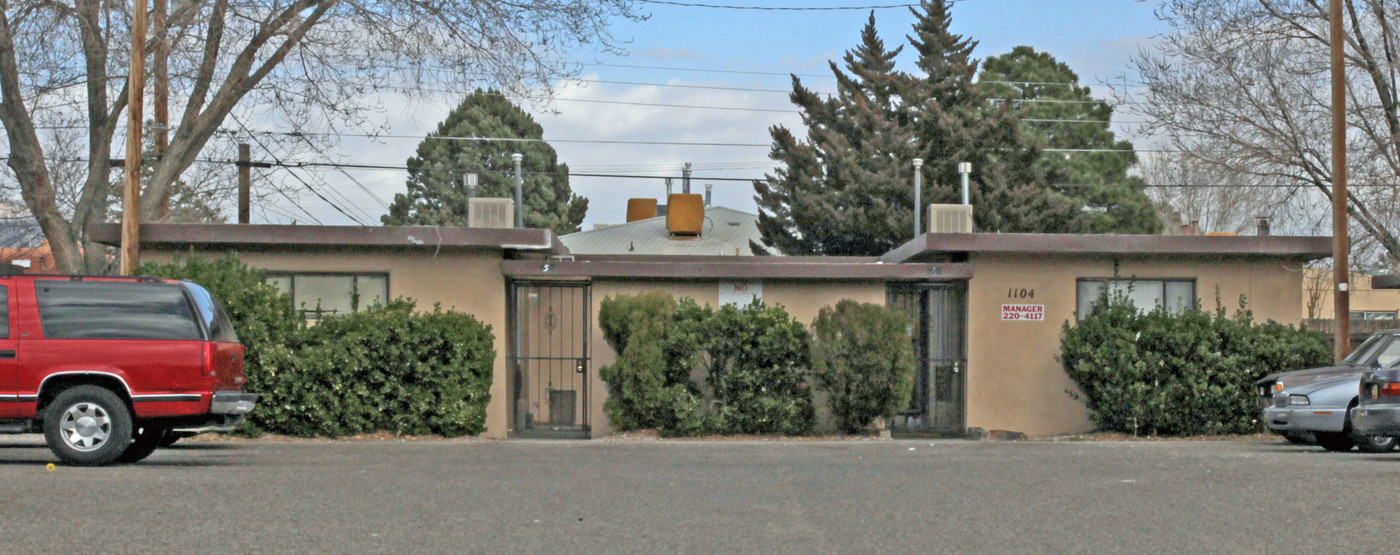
[238,143,251,224]
[1330,0,1352,361]
[153,0,169,221]
[121,0,147,276]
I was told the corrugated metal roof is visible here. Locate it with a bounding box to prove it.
[560,206,768,256]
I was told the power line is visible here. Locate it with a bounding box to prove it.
[228,116,343,226]
[577,61,1143,87]
[638,0,921,9]
[13,154,1394,190]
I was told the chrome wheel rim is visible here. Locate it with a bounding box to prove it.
[58,402,111,452]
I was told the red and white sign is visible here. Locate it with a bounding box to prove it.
[1001,304,1045,321]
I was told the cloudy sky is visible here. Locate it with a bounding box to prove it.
[261,0,1168,229]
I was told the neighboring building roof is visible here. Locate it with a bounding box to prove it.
[0,219,44,249]
[503,254,967,280]
[88,223,565,254]
[881,232,1334,263]
[559,206,766,256]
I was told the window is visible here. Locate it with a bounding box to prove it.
[1375,339,1400,368]
[1351,310,1398,321]
[35,281,202,340]
[0,285,9,338]
[264,273,389,319]
[183,282,239,343]
[1077,278,1196,319]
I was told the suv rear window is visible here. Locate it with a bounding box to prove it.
[182,282,239,343]
[35,281,202,340]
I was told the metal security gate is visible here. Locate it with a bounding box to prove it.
[887,283,967,435]
[509,281,591,439]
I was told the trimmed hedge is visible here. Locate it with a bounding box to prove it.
[810,300,915,433]
[598,293,814,436]
[143,255,494,437]
[1059,290,1330,436]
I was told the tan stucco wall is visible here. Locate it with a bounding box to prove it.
[147,248,513,439]
[965,253,1307,437]
[1302,268,1400,319]
[584,279,886,437]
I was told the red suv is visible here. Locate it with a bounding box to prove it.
[0,275,257,465]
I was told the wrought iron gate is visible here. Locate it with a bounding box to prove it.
[510,281,591,439]
[887,283,967,435]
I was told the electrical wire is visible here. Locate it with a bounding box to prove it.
[638,0,922,9]
[227,116,337,226]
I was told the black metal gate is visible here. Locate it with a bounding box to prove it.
[509,281,591,439]
[887,283,967,435]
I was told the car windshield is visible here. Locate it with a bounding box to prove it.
[182,282,240,344]
[1344,334,1389,366]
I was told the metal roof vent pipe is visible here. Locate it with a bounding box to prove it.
[705,183,712,206]
[1190,219,1200,236]
[1257,217,1271,236]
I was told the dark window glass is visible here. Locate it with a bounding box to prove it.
[36,281,202,340]
[0,285,9,338]
[182,282,239,343]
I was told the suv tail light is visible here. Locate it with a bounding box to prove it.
[1383,382,1400,398]
[201,343,216,378]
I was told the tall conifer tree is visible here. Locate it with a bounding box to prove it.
[382,90,587,234]
[755,1,1089,256]
[980,46,1161,234]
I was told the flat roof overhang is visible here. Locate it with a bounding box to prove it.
[502,255,969,281]
[88,223,566,254]
[881,233,1334,263]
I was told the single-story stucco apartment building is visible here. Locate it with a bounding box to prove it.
[92,218,1330,439]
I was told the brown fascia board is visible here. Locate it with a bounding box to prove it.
[879,232,1334,263]
[88,223,566,254]
[501,257,970,280]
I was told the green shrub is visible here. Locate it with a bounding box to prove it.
[810,300,915,433]
[143,255,495,437]
[283,299,495,436]
[597,293,814,436]
[701,300,815,435]
[1060,290,1330,436]
[597,292,701,431]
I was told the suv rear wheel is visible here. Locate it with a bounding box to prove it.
[42,386,134,466]
[117,425,166,463]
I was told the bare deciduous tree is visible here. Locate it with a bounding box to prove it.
[0,0,638,272]
[1125,0,1400,270]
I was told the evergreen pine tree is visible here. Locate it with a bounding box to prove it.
[900,0,1086,235]
[382,90,587,234]
[755,2,1089,256]
[754,13,917,255]
[980,46,1161,234]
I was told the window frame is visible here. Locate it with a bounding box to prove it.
[1076,277,1198,320]
[264,271,390,319]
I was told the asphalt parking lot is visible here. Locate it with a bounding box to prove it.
[0,436,1395,553]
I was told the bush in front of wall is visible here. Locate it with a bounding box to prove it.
[597,291,705,431]
[280,299,496,437]
[143,255,495,437]
[810,300,915,433]
[700,300,815,436]
[1060,290,1330,436]
[597,293,815,436]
